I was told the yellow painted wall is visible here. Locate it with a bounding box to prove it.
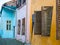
[29,0,60,45]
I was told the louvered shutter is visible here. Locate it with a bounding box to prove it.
[41,6,53,36]
[56,0,60,39]
[33,11,42,35]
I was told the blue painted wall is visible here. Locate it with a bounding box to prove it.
[1,7,16,38]
[0,17,3,38]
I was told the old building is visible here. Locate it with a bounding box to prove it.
[30,0,60,45]
[15,0,26,43]
[1,0,16,38]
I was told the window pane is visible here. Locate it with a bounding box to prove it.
[9,21,11,23]
[17,0,21,8]
[23,0,26,4]
[7,21,8,23]
[6,25,8,30]
[6,20,11,30]
[9,24,11,30]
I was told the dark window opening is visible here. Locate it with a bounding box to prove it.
[23,0,26,4]
[17,0,26,8]
[6,20,11,30]
[17,20,21,35]
[22,18,25,35]
[16,0,21,8]
[6,25,8,30]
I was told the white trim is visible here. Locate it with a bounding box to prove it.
[26,0,31,44]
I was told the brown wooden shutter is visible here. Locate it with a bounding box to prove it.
[33,11,42,35]
[56,0,60,39]
[22,18,25,35]
[41,6,53,36]
[31,14,35,38]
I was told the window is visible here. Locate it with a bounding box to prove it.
[17,0,26,8]
[22,18,25,35]
[17,20,21,35]
[6,20,11,30]
[33,11,42,35]
[41,6,53,36]
[32,6,53,36]
[22,0,26,4]
[16,0,21,8]
[18,0,21,6]
[56,0,60,40]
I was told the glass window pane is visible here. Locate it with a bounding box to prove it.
[7,21,8,23]
[6,20,11,30]
[6,25,8,30]
[9,24,11,30]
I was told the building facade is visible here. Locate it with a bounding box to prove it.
[15,0,26,43]
[30,0,60,45]
[1,1,16,38]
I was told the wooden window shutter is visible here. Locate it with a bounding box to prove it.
[33,11,42,35]
[22,18,25,35]
[56,0,60,40]
[41,6,53,36]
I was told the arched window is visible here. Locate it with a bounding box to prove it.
[17,20,21,35]
[22,18,25,35]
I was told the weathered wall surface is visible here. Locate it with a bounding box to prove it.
[30,0,60,45]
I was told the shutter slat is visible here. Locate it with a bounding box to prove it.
[41,6,53,36]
